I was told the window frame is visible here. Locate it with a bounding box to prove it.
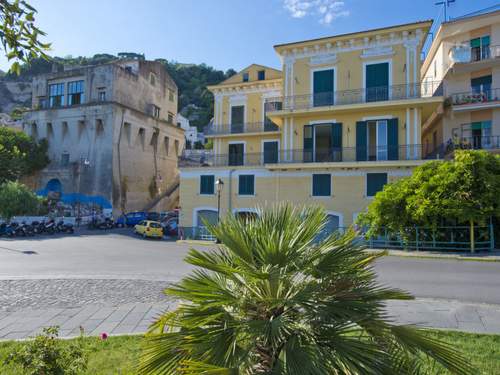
[49,83,65,108]
[257,70,265,80]
[67,80,84,106]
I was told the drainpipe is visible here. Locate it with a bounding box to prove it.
[228,169,235,215]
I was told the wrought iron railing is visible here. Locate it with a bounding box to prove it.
[264,82,443,112]
[179,144,440,168]
[204,121,280,136]
[451,88,500,106]
[444,135,500,153]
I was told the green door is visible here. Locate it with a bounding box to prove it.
[356,121,367,161]
[366,63,389,102]
[231,106,244,133]
[313,69,334,107]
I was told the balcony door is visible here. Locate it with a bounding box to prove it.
[365,62,389,102]
[303,123,342,162]
[471,75,492,100]
[231,105,244,134]
[313,69,334,107]
[462,121,492,149]
[228,143,244,166]
[356,119,398,161]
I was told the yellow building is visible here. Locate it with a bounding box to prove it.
[179,21,444,238]
[421,9,500,156]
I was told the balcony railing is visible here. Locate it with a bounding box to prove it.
[451,88,500,106]
[179,144,438,168]
[449,45,500,65]
[265,82,443,112]
[445,135,500,153]
[204,121,280,136]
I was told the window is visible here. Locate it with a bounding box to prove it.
[312,174,331,197]
[242,72,249,82]
[167,112,174,124]
[169,89,174,102]
[229,143,244,166]
[230,105,244,133]
[367,173,387,197]
[470,36,490,62]
[263,141,279,163]
[38,96,47,109]
[61,152,70,167]
[356,119,398,161]
[164,136,170,155]
[313,69,334,106]
[367,120,388,161]
[174,139,179,155]
[125,66,133,74]
[153,105,161,118]
[150,73,156,86]
[365,62,389,102]
[238,175,254,195]
[471,75,492,97]
[49,83,64,108]
[98,90,106,101]
[258,70,265,80]
[200,175,215,195]
[67,80,84,105]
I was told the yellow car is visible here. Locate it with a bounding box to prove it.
[134,220,163,239]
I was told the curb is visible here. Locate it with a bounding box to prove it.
[365,249,500,262]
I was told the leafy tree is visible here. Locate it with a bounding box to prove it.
[0,0,51,74]
[359,150,500,251]
[0,180,42,220]
[0,126,49,183]
[140,204,473,374]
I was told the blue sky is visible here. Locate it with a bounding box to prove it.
[0,0,499,72]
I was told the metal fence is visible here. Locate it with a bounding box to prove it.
[179,224,495,252]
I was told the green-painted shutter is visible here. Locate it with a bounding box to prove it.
[263,141,278,163]
[471,122,483,130]
[200,175,214,195]
[470,38,480,48]
[313,70,334,106]
[304,125,313,162]
[367,173,387,197]
[482,35,490,46]
[239,175,254,195]
[312,174,331,196]
[471,75,492,86]
[332,122,343,162]
[387,118,399,160]
[366,63,389,102]
[356,121,367,161]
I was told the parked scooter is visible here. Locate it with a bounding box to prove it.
[0,223,15,237]
[44,219,56,235]
[56,220,74,234]
[98,217,114,230]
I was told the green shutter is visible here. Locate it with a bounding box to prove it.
[332,122,343,162]
[471,122,483,130]
[200,175,214,194]
[263,141,278,163]
[482,35,490,46]
[367,173,387,197]
[313,70,334,106]
[304,125,313,162]
[366,63,389,102]
[356,121,367,161]
[313,174,331,196]
[471,75,492,87]
[239,175,254,195]
[470,38,480,48]
[387,118,399,160]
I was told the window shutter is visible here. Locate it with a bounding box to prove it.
[313,70,334,106]
[482,35,490,46]
[367,173,388,197]
[239,175,254,195]
[332,122,343,162]
[387,118,399,160]
[470,38,480,48]
[356,121,367,161]
[313,174,331,196]
[304,125,313,162]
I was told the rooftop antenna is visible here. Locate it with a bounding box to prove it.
[435,0,456,22]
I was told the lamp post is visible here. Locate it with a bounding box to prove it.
[215,178,224,223]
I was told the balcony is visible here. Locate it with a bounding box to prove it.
[265,82,443,113]
[179,144,437,168]
[444,135,500,155]
[204,121,280,136]
[449,45,500,65]
[451,88,500,108]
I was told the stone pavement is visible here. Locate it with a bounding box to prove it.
[1,298,499,340]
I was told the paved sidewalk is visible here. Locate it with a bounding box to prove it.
[0,299,499,340]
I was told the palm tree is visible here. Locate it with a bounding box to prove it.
[139,204,473,375]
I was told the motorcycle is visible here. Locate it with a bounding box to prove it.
[56,220,75,234]
[44,219,56,235]
[98,217,114,230]
[0,223,15,237]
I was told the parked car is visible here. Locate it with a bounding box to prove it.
[116,212,147,227]
[134,220,164,239]
[161,217,179,237]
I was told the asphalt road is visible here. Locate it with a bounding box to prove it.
[1,230,500,305]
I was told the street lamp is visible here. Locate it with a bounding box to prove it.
[215,178,224,223]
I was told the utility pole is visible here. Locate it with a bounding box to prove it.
[435,0,456,22]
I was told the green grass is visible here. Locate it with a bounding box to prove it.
[0,330,498,374]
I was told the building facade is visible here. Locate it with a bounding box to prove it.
[23,59,184,216]
[421,10,500,156]
[178,22,444,237]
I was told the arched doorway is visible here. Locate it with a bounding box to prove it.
[46,179,62,201]
[194,208,218,240]
[316,212,343,242]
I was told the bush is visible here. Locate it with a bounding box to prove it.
[4,327,88,375]
[0,181,45,221]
